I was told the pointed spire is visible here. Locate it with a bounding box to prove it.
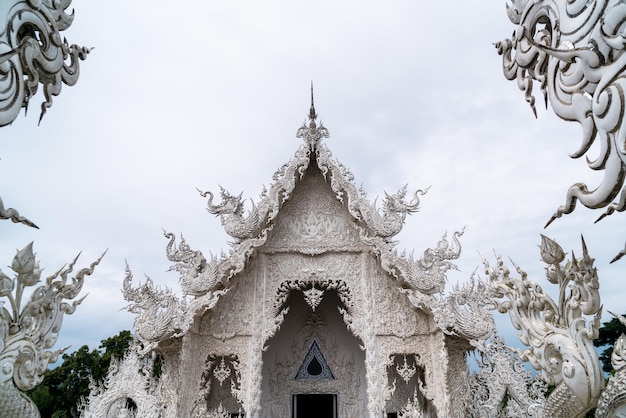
[296,82,329,149]
[309,81,318,122]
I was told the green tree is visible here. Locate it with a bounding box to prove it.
[28,330,133,418]
[594,313,626,374]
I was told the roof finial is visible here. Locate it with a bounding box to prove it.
[296,82,329,148]
[309,81,317,121]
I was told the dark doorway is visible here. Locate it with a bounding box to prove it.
[292,394,337,418]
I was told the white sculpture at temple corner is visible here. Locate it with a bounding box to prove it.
[484,235,604,418]
[0,242,104,414]
[0,0,90,126]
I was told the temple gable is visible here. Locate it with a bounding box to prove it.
[263,163,365,255]
[113,94,476,418]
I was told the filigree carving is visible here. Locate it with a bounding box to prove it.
[372,268,428,339]
[468,335,547,418]
[295,340,335,380]
[122,265,182,352]
[0,242,103,391]
[193,354,244,416]
[80,342,164,418]
[366,230,464,295]
[0,0,90,126]
[447,345,471,418]
[265,168,364,254]
[263,253,364,343]
[205,403,229,418]
[107,96,482,417]
[485,235,603,418]
[302,286,325,311]
[268,278,356,346]
[213,357,232,385]
[403,273,495,348]
[396,356,418,384]
[164,228,267,301]
[399,390,425,418]
[496,0,626,230]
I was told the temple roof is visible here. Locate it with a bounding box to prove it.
[123,95,465,351]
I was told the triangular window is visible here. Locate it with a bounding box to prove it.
[295,340,334,380]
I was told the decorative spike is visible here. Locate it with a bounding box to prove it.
[580,234,589,258]
[309,81,317,121]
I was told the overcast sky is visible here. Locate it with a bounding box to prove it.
[2,0,625,356]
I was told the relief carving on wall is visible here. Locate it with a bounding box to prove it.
[263,311,364,418]
[263,166,363,254]
[263,253,364,345]
[383,354,431,416]
[191,354,244,417]
[370,263,429,339]
[267,278,357,348]
[201,272,256,340]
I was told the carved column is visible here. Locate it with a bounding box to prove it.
[245,257,265,417]
[362,253,382,417]
[446,338,471,418]
[426,332,449,417]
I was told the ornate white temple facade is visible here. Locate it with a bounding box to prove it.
[82,97,496,418]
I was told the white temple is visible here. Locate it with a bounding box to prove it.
[82,94,493,418]
[6,1,626,417]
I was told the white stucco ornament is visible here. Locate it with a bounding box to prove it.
[0,0,90,126]
[496,0,626,233]
[484,235,604,418]
[0,242,104,413]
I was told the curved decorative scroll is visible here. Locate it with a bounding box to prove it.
[198,188,261,242]
[365,230,464,295]
[0,197,38,229]
[356,186,428,239]
[496,0,626,227]
[484,235,603,418]
[122,263,228,353]
[0,242,104,391]
[0,0,90,126]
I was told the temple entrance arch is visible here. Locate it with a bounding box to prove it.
[260,289,367,417]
